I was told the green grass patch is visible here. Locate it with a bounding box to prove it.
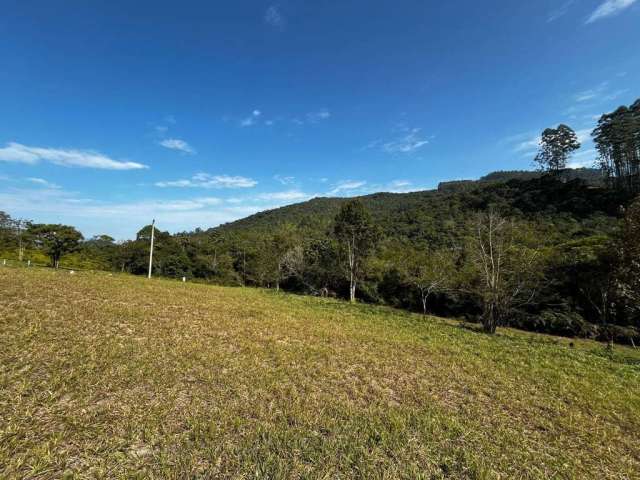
[1,267,638,479]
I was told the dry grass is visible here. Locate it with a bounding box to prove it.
[1,267,639,479]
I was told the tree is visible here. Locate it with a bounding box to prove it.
[467,210,544,334]
[28,224,83,268]
[270,223,300,291]
[592,100,640,193]
[0,211,13,249]
[333,200,380,302]
[616,197,640,322]
[407,249,456,316]
[534,124,581,174]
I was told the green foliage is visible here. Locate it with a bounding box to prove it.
[616,196,640,324]
[534,124,581,173]
[593,99,640,193]
[27,223,83,268]
[333,200,381,302]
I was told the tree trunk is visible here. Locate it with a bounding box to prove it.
[422,296,427,316]
[482,302,498,334]
[349,280,356,303]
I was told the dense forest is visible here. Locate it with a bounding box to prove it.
[2,99,639,343]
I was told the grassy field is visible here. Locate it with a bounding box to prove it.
[1,267,639,479]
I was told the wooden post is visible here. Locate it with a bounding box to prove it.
[147,219,155,279]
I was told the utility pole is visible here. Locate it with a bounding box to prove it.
[16,219,25,262]
[148,219,155,279]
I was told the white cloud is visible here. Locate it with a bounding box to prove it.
[548,0,576,22]
[381,128,430,154]
[328,180,367,195]
[265,5,285,29]
[575,128,593,144]
[26,177,60,189]
[240,110,262,127]
[0,186,267,239]
[388,180,411,188]
[274,174,295,185]
[514,136,540,153]
[306,109,331,123]
[586,0,637,23]
[507,127,592,155]
[383,180,426,193]
[567,148,598,168]
[155,173,257,189]
[0,142,147,170]
[604,89,630,101]
[574,82,610,103]
[257,190,310,201]
[159,138,195,154]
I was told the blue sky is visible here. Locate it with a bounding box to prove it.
[0,0,638,239]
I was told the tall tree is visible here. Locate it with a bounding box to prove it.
[592,99,640,193]
[0,211,12,249]
[616,196,640,324]
[407,249,455,316]
[270,223,300,291]
[333,200,380,302]
[467,210,544,334]
[28,224,83,268]
[534,124,581,174]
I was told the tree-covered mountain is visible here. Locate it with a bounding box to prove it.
[210,168,614,245]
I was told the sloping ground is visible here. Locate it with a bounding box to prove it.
[0,268,639,479]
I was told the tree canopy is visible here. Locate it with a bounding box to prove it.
[534,124,581,174]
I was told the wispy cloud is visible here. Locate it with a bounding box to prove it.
[264,5,285,29]
[326,179,426,196]
[240,109,262,127]
[0,186,268,239]
[0,142,147,170]
[155,173,257,189]
[159,138,195,154]
[328,180,367,195]
[382,128,429,154]
[26,177,61,189]
[574,82,609,102]
[586,0,637,23]
[506,127,592,155]
[567,148,598,168]
[256,190,310,201]
[306,109,331,123]
[548,0,576,22]
[386,180,413,192]
[274,174,296,185]
[514,136,540,153]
